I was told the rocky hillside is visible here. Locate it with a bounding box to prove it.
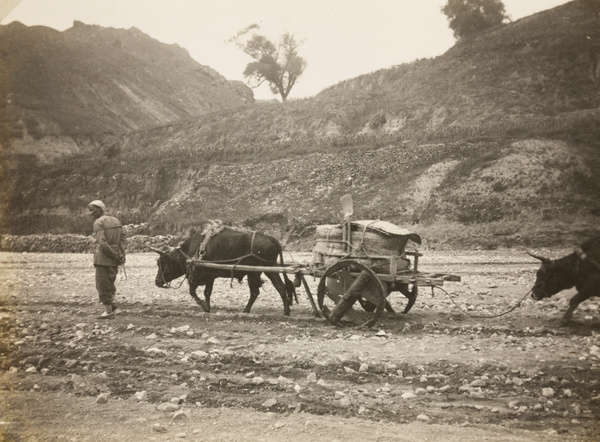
[2,1,600,250]
[0,20,253,158]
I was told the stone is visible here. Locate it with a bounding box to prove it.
[190,350,208,359]
[96,393,110,404]
[470,379,487,387]
[146,347,168,355]
[173,410,191,421]
[262,398,277,408]
[152,423,167,433]
[417,414,430,421]
[134,390,148,402]
[339,397,352,407]
[385,362,398,371]
[542,387,555,398]
[171,325,191,333]
[157,402,180,412]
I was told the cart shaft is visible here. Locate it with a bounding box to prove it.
[187,259,460,286]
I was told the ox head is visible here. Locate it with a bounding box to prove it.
[528,252,571,300]
[151,245,187,288]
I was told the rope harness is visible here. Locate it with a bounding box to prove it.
[156,249,189,289]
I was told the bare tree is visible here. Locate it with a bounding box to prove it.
[231,25,306,102]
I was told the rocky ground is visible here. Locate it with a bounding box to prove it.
[0,250,599,441]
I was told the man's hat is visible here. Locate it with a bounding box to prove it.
[88,200,106,212]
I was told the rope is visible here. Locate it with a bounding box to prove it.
[575,246,600,270]
[158,248,190,289]
[434,285,533,319]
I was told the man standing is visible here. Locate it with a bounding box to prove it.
[88,200,127,319]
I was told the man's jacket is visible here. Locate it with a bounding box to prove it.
[92,215,127,267]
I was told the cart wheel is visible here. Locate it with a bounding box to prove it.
[358,284,395,313]
[317,260,386,328]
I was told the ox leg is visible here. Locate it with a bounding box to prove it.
[244,273,262,314]
[563,290,591,323]
[264,272,291,316]
[189,283,206,309]
[200,278,214,313]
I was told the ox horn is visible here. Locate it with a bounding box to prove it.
[527,251,552,264]
[149,246,167,255]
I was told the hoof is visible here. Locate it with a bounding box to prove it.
[196,300,209,312]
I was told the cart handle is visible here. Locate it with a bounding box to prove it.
[404,251,423,257]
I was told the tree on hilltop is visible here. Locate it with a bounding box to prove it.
[442,0,509,39]
[230,24,306,102]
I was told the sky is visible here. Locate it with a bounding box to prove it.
[1,0,570,101]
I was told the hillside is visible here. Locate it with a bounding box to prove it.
[0,20,253,157]
[2,1,600,249]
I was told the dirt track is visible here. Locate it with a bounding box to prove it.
[1,250,599,441]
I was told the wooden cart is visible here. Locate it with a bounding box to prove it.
[187,195,460,327]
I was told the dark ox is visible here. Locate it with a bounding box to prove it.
[529,237,600,322]
[153,227,296,316]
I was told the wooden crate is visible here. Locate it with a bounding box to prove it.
[313,224,412,275]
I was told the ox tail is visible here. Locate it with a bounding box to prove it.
[278,248,298,305]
